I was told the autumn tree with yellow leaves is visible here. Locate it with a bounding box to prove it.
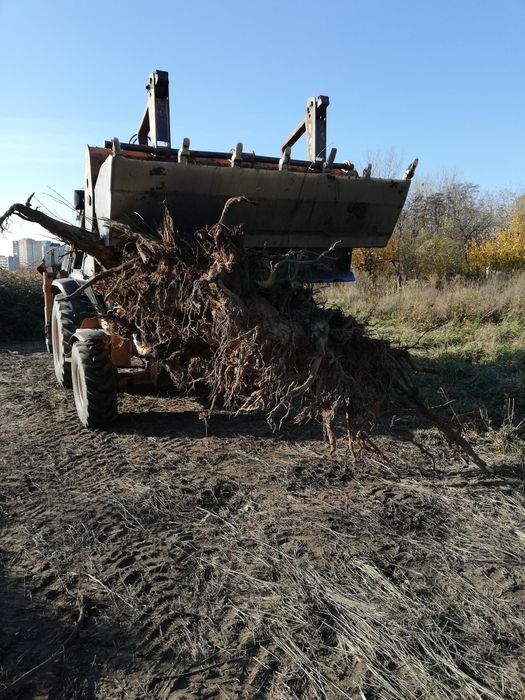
[352,180,523,283]
[468,204,525,273]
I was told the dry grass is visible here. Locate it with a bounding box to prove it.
[323,273,525,453]
[2,349,524,698]
[326,272,525,329]
[198,467,525,699]
[88,446,525,699]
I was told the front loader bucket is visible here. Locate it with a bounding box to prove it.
[89,147,410,252]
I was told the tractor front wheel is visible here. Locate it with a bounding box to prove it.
[71,339,118,429]
[51,295,77,387]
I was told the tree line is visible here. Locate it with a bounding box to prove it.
[353,177,525,285]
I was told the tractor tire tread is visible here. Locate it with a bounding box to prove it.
[71,340,118,429]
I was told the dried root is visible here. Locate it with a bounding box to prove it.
[94,202,487,470]
[0,195,487,468]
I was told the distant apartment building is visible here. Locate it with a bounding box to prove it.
[11,238,56,268]
[12,240,19,269]
[0,255,17,271]
[17,238,43,268]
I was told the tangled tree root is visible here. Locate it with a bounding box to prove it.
[0,197,488,471]
[100,204,487,472]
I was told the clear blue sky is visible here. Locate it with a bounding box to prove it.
[1,0,524,255]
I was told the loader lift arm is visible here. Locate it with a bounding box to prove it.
[281,95,330,163]
[137,70,171,148]
[136,71,331,163]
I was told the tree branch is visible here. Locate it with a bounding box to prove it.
[258,241,341,289]
[0,200,119,269]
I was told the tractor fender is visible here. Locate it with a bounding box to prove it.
[71,329,110,346]
[52,279,96,319]
[51,278,81,297]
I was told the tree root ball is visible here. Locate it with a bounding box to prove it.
[0,196,488,470]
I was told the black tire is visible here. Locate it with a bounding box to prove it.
[51,295,77,387]
[71,340,118,429]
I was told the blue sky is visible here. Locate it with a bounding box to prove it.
[1,0,524,255]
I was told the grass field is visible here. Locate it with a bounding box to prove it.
[324,273,525,457]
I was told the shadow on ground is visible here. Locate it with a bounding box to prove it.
[414,347,525,423]
[0,340,46,355]
[0,555,136,699]
[115,407,327,443]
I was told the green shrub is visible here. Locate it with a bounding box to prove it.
[0,270,44,340]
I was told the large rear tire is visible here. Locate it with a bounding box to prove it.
[51,295,77,387]
[71,340,118,429]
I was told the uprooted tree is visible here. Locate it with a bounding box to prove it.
[0,196,488,471]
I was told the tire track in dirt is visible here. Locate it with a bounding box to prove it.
[1,346,524,699]
[0,349,284,697]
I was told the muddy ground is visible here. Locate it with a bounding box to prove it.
[0,344,524,699]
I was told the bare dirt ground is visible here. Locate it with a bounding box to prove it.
[1,344,524,699]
